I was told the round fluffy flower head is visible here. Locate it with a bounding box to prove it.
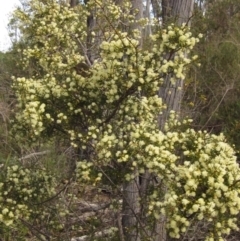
[155,129,240,240]
[12,0,200,143]
[0,163,55,227]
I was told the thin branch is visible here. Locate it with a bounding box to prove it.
[32,180,71,206]
[75,37,93,66]
[19,150,50,161]
[117,212,125,241]
[19,218,51,241]
[201,84,233,130]
[71,228,115,241]
[98,166,151,239]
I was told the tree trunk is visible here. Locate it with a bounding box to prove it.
[151,0,162,20]
[131,0,143,21]
[122,172,141,241]
[121,1,143,241]
[144,0,152,38]
[66,0,78,7]
[122,1,194,240]
[155,1,194,241]
[162,0,194,25]
[159,0,194,127]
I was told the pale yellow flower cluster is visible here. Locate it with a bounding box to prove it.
[76,160,94,181]
[149,130,240,240]
[151,24,202,82]
[14,0,86,73]
[0,164,55,227]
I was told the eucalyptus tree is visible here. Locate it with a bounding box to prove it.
[183,0,240,153]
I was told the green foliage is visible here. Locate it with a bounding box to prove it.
[184,0,240,155]
[0,162,55,226]
[0,153,77,240]
[0,161,55,240]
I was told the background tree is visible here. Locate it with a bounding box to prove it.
[155,1,194,240]
[183,0,240,156]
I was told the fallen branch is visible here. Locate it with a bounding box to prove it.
[77,200,111,212]
[71,228,116,241]
[19,151,50,161]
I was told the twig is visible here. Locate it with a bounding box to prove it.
[19,218,51,241]
[19,150,50,161]
[71,228,115,241]
[117,212,125,241]
[201,84,233,130]
[75,38,92,66]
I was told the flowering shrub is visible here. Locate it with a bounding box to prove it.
[149,129,240,240]
[10,0,240,240]
[0,164,55,227]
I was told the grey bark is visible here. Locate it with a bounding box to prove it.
[122,174,141,241]
[122,1,194,240]
[70,0,78,7]
[144,0,152,37]
[121,1,143,241]
[151,0,162,20]
[156,1,194,241]
[162,0,194,25]
[131,0,143,21]
[66,0,78,7]
[159,0,194,128]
